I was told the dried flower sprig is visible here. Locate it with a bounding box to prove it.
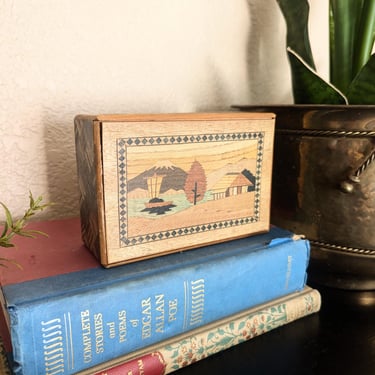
[0,192,51,250]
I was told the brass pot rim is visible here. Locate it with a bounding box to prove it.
[234,104,375,132]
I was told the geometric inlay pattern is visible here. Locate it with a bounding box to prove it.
[117,131,265,248]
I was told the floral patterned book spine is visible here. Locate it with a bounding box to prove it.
[82,287,321,375]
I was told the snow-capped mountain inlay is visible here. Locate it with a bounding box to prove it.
[128,161,187,194]
[153,160,176,170]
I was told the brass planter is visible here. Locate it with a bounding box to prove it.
[236,105,375,290]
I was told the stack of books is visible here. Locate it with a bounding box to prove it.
[0,113,321,374]
[0,218,320,375]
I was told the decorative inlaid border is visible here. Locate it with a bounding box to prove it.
[117,131,265,247]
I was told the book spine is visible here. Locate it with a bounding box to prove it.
[8,237,309,375]
[87,288,321,375]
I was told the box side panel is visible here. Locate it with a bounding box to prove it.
[74,116,105,261]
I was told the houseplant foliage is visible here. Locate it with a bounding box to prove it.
[248,0,375,290]
[277,0,375,104]
[0,192,50,266]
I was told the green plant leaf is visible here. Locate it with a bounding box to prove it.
[0,193,51,267]
[287,48,348,104]
[0,257,22,269]
[0,241,15,248]
[29,191,35,207]
[276,0,315,69]
[330,0,363,92]
[16,229,48,239]
[0,202,14,230]
[352,0,375,77]
[346,53,375,103]
[1,220,8,239]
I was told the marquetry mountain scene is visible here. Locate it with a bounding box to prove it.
[126,148,258,237]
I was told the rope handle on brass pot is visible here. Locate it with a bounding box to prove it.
[340,148,375,193]
[276,128,375,194]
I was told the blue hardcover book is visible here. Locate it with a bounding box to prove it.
[0,218,309,375]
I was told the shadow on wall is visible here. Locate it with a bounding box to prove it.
[245,0,293,104]
[196,59,234,112]
[43,111,80,219]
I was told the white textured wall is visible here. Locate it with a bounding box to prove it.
[0,0,326,221]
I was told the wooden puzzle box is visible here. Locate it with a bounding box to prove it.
[74,112,275,267]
